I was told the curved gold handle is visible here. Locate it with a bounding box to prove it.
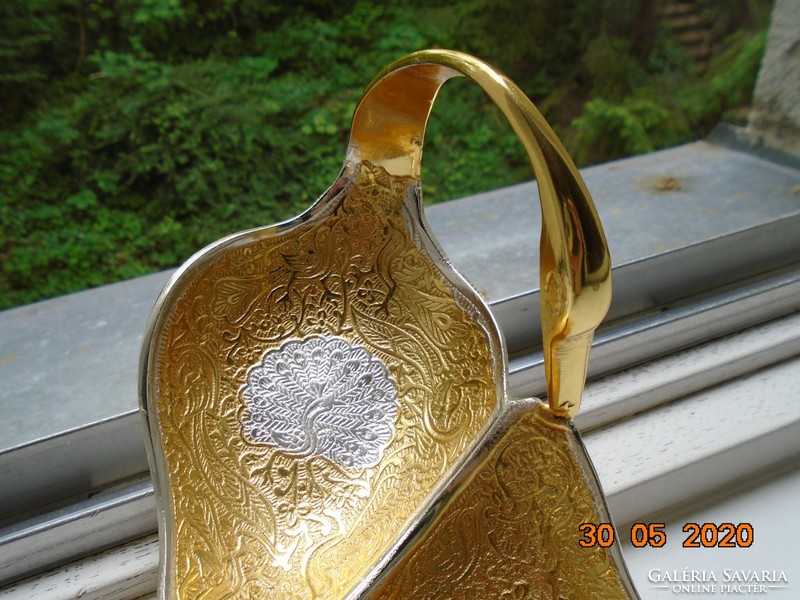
[346,49,611,418]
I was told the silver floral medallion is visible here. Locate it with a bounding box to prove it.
[241,336,398,468]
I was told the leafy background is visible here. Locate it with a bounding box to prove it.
[1,0,771,308]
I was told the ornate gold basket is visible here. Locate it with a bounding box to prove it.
[140,49,639,599]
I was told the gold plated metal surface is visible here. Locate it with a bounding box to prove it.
[366,401,633,599]
[140,49,632,599]
[348,50,612,418]
[144,163,501,598]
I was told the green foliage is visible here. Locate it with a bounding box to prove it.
[571,98,672,164]
[678,31,767,127]
[0,0,81,125]
[0,0,774,309]
[569,14,768,166]
[583,34,645,101]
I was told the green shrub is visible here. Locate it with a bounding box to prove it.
[0,0,773,309]
[571,98,671,164]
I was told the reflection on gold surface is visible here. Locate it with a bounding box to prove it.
[367,402,630,599]
[151,162,499,598]
[348,50,612,418]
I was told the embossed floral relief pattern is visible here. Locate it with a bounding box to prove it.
[368,403,630,600]
[153,162,500,599]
